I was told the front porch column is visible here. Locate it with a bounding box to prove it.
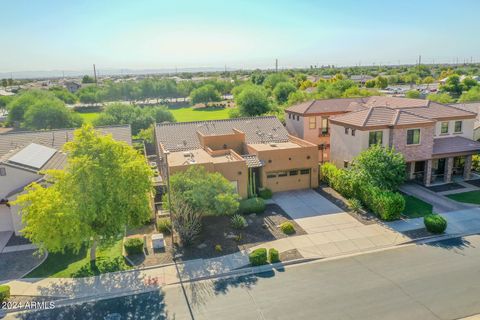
[444,157,454,183]
[464,155,473,180]
[407,162,415,180]
[424,159,433,186]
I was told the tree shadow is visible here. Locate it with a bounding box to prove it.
[12,290,168,320]
[212,269,276,295]
[424,236,474,255]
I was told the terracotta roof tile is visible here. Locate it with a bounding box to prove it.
[433,136,480,155]
[286,98,367,114]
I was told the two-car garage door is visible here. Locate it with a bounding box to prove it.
[264,168,311,193]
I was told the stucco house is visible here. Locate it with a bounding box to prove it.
[327,96,480,186]
[0,125,132,234]
[154,116,319,198]
[452,102,480,141]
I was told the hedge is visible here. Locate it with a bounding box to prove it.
[268,248,280,263]
[280,222,295,235]
[239,197,266,215]
[0,285,10,302]
[258,188,273,200]
[321,163,404,221]
[249,248,268,266]
[124,238,144,255]
[424,214,447,234]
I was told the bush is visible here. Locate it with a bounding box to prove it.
[347,198,363,212]
[157,218,172,234]
[424,214,447,234]
[280,221,295,235]
[238,197,266,214]
[0,285,10,302]
[258,188,273,200]
[268,248,280,263]
[249,248,268,266]
[215,244,222,252]
[231,214,247,229]
[124,238,144,255]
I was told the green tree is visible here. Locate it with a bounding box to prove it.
[82,75,95,84]
[427,92,454,104]
[167,166,240,217]
[23,99,83,130]
[76,86,103,104]
[461,77,478,91]
[49,87,78,104]
[441,74,463,97]
[250,72,266,85]
[14,125,153,262]
[374,76,388,89]
[422,76,435,88]
[7,90,53,123]
[263,73,290,90]
[235,85,270,116]
[459,86,480,102]
[352,144,406,191]
[406,90,421,98]
[273,81,297,104]
[189,84,221,106]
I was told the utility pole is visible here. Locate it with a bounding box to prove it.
[275,59,278,73]
[418,54,422,65]
[93,64,98,84]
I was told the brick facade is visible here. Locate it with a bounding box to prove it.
[390,126,434,162]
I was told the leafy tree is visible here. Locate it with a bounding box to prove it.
[235,85,270,116]
[189,84,221,106]
[427,93,454,104]
[250,72,266,85]
[167,166,240,217]
[342,86,378,98]
[76,86,103,104]
[374,76,388,89]
[82,75,95,84]
[441,74,463,97]
[177,81,197,99]
[0,96,13,114]
[365,79,376,88]
[14,125,153,262]
[7,90,53,123]
[49,86,78,104]
[461,77,478,91]
[23,99,83,130]
[273,81,297,104]
[406,90,421,98]
[352,144,406,191]
[422,76,435,87]
[263,73,290,90]
[459,86,480,102]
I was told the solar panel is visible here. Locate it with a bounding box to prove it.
[8,143,57,169]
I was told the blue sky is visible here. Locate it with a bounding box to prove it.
[1,0,479,72]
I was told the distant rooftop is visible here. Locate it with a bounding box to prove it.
[7,143,57,170]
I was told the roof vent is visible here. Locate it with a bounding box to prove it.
[183,152,191,157]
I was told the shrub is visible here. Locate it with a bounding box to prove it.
[424,214,447,234]
[280,221,295,235]
[124,238,144,255]
[347,198,363,212]
[268,248,280,263]
[157,217,172,234]
[231,214,247,229]
[258,188,273,200]
[320,162,338,185]
[249,248,268,266]
[215,244,222,252]
[0,285,10,302]
[238,197,266,214]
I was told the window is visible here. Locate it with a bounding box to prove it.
[441,121,449,134]
[406,129,421,145]
[309,117,316,129]
[368,131,383,147]
[288,113,291,119]
[454,121,462,133]
[278,171,288,177]
[0,167,5,176]
[345,127,349,135]
[343,161,349,168]
[321,117,329,135]
[296,115,300,121]
[289,170,298,176]
[300,169,310,175]
[351,129,356,136]
[267,173,277,179]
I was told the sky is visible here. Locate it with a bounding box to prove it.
[1,0,480,74]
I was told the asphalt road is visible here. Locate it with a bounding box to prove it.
[164,235,480,320]
[9,235,480,320]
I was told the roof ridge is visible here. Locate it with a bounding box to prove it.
[435,101,478,116]
[398,108,435,121]
[304,100,316,113]
[362,108,375,127]
[392,109,401,126]
[156,115,277,127]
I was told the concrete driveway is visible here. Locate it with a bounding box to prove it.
[272,189,362,234]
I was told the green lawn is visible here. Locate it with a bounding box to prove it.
[77,112,101,124]
[402,195,433,218]
[447,190,480,204]
[170,107,233,122]
[26,239,130,278]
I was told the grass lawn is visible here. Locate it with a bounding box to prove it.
[26,238,130,278]
[77,112,101,124]
[169,106,232,122]
[447,190,480,204]
[402,195,433,218]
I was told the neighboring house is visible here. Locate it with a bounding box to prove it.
[154,116,319,198]
[285,98,368,163]
[327,96,480,186]
[451,102,480,141]
[0,125,132,234]
[63,81,82,93]
[350,75,374,84]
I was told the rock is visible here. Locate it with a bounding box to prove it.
[262,223,268,229]
[271,211,277,215]
[197,243,207,249]
[226,233,237,239]
[247,219,253,224]
[248,213,257,218]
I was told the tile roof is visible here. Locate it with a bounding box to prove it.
[286,98,367,114]
[242,154,264,168]
[432,136,480,155]
[0,125,132,157]
[155,116,288,152]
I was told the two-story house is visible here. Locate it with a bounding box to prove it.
[328,96,480,186]
[285,98,367,163]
